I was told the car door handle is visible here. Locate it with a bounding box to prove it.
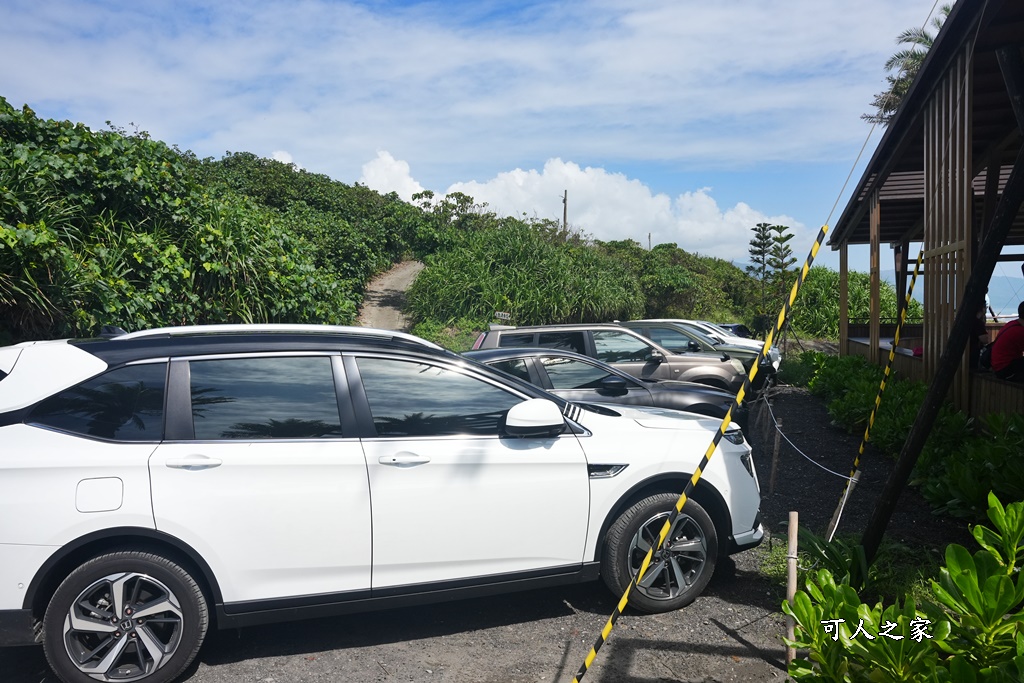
[165,455,223,471]
[378,452,431,466]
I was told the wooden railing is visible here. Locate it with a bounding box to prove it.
[846,337,1024,415]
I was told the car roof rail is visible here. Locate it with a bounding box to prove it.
[113,324,444,350]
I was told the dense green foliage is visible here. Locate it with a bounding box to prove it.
[785,493,1024,681]
[595,239,755,320]
[2,97,915,351]
[0,99,380,341]
[790,267,923,340]
[798,351,1023,518]
[408,220,643,328]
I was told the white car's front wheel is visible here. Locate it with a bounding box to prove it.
[43,551,208,683]
[601,493,717,613]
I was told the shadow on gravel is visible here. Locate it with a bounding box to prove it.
[199,583,614,666]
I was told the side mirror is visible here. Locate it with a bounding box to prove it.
[688,341,701,352]
[599,375,629,394]
[505,398,566,438]
[646,350,665,363]
[720,352,731,362]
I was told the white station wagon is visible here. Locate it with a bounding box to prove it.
[0,325,763,683]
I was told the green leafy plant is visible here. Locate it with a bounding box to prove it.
[784,494,1024,681]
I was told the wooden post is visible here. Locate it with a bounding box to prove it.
[786,511,799,667]
[862,140,1024,563]
[769,419,782,496]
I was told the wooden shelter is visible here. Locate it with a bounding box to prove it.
[830,0,1024,416]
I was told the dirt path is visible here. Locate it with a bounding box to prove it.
[356,260,425,331]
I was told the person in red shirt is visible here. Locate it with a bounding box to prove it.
[991,301,1024,382]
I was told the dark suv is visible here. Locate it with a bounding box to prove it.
[471,323,747,393]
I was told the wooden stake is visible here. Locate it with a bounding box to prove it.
[786,511,799,667]
[825,470,860,542]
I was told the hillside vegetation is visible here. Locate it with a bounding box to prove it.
[0,97,913,346]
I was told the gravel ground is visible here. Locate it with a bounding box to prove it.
[0,383,971,682]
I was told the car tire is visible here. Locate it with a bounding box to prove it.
[43,551,209,683]
[601,493,717,613]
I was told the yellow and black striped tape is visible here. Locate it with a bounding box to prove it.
[570,225,830,683]
[829,248,924,536]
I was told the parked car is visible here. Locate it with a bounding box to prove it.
[717,322,753,338]
[471,323,747,393]
[463,348,748,430]
[0,324,762,683]
[621,320,780,380]
[683,320,782,370]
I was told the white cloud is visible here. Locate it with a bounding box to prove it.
[271,150,301,169]
[446,158,802,263]
[0,0,935,189]
[360,151,424,201]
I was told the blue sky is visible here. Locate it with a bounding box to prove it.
[2,0,970,275]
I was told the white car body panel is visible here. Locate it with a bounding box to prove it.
[149,440,372,602]
[0,425,157,546]
[363,433,590,588]
[571,404,761,559]
[0,544,60,612]
[0,425,158,610]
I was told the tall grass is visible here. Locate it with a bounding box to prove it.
[408,222,643,326]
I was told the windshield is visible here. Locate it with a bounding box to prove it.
[679,323,721,347]
[700,321,733,337]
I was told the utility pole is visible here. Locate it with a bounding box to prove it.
[562,190,568,231]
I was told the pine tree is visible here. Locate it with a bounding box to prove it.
[769,225,797,304]
[746,223,773,314]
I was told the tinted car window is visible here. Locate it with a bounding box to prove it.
[592,331,653,363]
[537,332,586,354]
[541,356,616,389]
[29,363,167,441]
[683,324,722,346]
[490,359,532,382]
[189,357,342,440]
[649,327,699,353]
[498,333,535,348]
[357,357,522,437]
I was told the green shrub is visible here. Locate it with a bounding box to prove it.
[408,221,643,327]
[410,318,485,352]
[803,355,1023,519]
[784,494,1024,681]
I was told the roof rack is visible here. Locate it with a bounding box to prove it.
[114,324,443,350]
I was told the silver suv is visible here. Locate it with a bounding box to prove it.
[472,323,747,393]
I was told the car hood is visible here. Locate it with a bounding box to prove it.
[642,378,733,400]
[574,401,732,432]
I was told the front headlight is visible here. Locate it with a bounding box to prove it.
[730,359,745,373]
[723,427,745,445]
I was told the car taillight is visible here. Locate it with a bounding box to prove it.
[471,333,486,350]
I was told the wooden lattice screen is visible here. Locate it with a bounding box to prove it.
[923,40,974,411]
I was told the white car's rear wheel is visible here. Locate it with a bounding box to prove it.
[43,551,208,683]
[601,493,717,613]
